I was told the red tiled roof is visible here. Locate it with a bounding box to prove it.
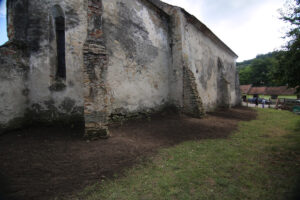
[248,87,267,95]
[265,86,297,95]
[242,85,297,95]
[240,84,252,94]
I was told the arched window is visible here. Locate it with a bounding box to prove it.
[51,5,66,79]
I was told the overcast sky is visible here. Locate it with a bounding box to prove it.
[0,0,7,46]
[0,0,287,61]
[161,0,287,61]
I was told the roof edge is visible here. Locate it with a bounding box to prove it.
[146,0,238,58]
[181,9,238,58]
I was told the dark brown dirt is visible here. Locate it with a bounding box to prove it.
[0,107,256,200]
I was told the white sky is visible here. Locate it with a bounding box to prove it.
[161,0,287,61]
[0,0,288,61]
[0,0,7,45]
[0,0,4,17]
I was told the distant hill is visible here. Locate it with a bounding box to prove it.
[237,51,285,87]
[237,52,280,69]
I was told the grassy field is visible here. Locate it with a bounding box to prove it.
[74,109,300,200]
[246,95,298,100]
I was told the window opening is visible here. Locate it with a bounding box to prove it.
[51,5,66,79]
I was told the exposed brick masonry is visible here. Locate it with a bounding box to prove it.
[83,0,110,139]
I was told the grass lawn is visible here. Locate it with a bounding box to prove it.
[74,109,300,200]
[246,95,298,100]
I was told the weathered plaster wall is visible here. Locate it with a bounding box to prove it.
[0,0,240,136]
[0,42,29,133]
[102,0,172,116]
[6,0,29,42]
[181,14,240,111]
[168,8,185,109]
[25,0,87,123]
[4,0,88,126]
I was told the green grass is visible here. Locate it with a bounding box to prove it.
[246,95,297,99]
[73,109,300,200]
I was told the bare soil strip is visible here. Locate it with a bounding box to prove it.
[0,107,256,200]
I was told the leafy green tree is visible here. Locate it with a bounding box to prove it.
[251,58,271,86]
[239,66,253,85]
[237,52,284,86]
[276,0,300,90]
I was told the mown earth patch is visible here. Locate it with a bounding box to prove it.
[74,109,300,200]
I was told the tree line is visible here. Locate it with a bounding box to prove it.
[237,51,285,86]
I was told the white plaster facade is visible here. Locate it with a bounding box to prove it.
[0,0,240,137]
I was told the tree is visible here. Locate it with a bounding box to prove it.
[237,52,284,86]
[277,0,300,91]
[239,66,253,85]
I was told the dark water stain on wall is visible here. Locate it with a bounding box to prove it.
[198,58,214,90]
[11,0,29,41]
[104,1,159,68]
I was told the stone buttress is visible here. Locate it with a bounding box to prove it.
[83,0,110,139]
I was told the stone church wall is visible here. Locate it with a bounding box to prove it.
[0,42,29,133]
[0,0,241,136]
[102,0,172,117]
[0,0,88,134]
[25,0,87,124]
[181,12,240,111]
